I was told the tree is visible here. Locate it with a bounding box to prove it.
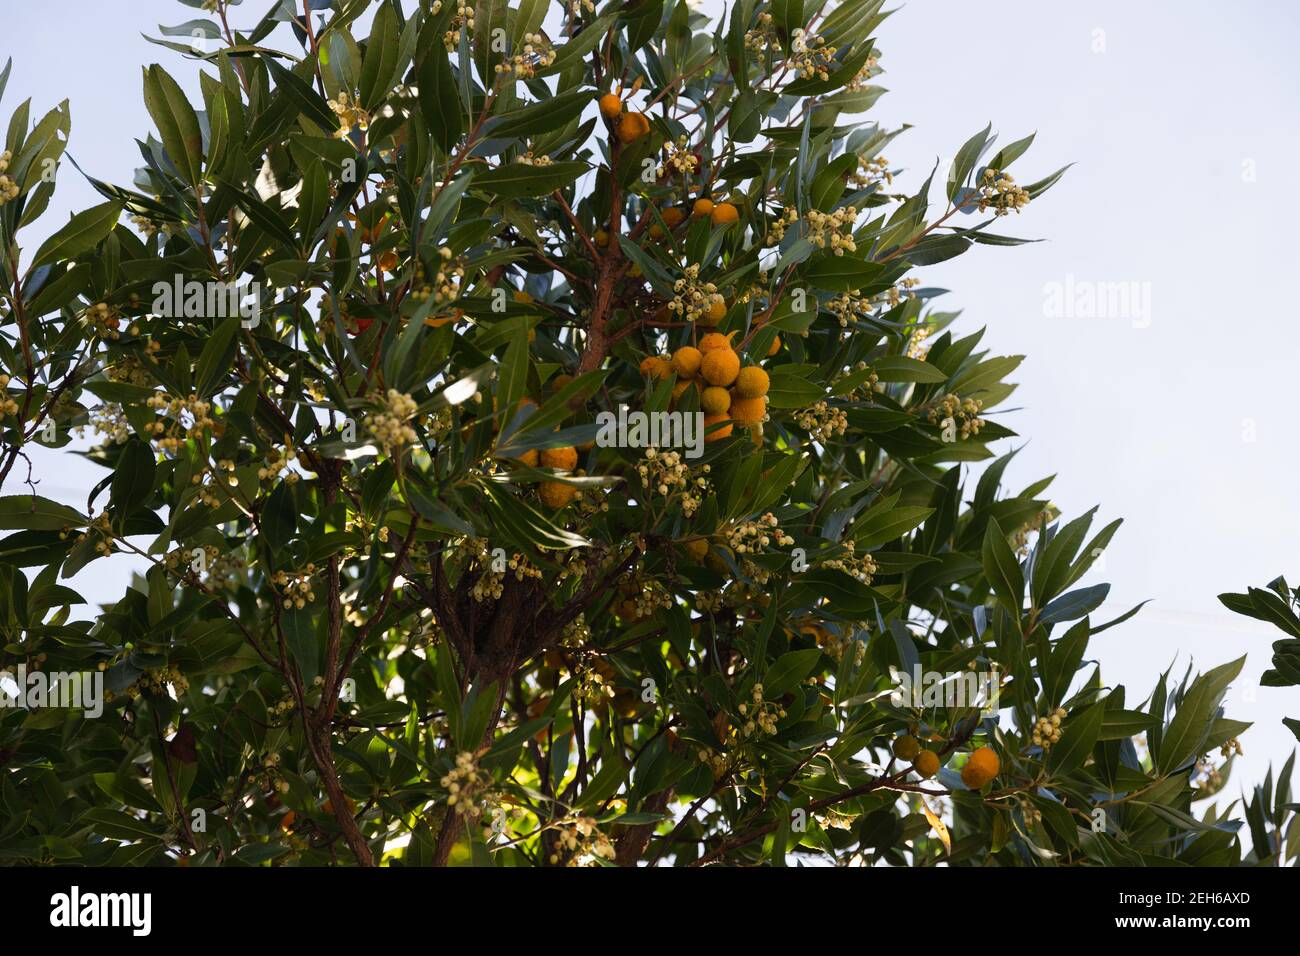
[0,0,1258,867]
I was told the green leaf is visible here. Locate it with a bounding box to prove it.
[1158,656,1246,774]
[418,44,462,153]
[110,440,157,514]
[981,518,1024,618]
[194,316,240,397]
[472,162,588,199]
[359,2,400,110]
[0,496,87,531]
[490,90,592,139]
[142,64,203,185]
[764,648,823,697]
[28,201,122,271]
[1048,701,1104,776]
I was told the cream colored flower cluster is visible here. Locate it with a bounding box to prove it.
[365,389,419,454]
[327,90,371,140]
[1031,707,1067,750]
[925,393,984,440]
[805,206,858,255]
[851,153,891,187]
[495,33,556,80]
[410,248,464,305]
[549,816,615,866]
[669,264,724,325]
[81,301,122,340]
[144,391,217,454]
[0,151,20,204]
[737,682,786,738]
[657,136,699,178]
[442,4,476,50]
[822,540,878,584]
[441,751,491,820]
[743,12,778,54]
[726,512,793,555]
[0,374,17,417]
[638,447,710,517]
[794,401,848,442]
[272,567,317,610]
[975,167,1030,216]
[789,28,837,81]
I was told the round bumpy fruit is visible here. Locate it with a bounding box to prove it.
[617,111,650,144]
[671,345,703,378]
[892,735,921,761]
[701,385,732,415]
[699,332,734,353]
[597,92,622,120]
[539,481,579,509]
[639,355,672,379]
[594,228,610,247]
[961,746,1000,789]
[733,366,770,399]
[671,379,695,402]
[767,334,782,357]
[516,449,540,467]
[728,395,766,425]
[701,348,741,386]
[913,749,940,779]
[683,537,709,562]
[699,297,727,327]
[710,202,740,225]
[703,412,733,442]
[693,197,715,219]
[540,446,578,471]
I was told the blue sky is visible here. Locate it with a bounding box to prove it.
[4,0,1297,803]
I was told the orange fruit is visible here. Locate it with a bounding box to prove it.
[699,296,727,327]
[699,332,734,353]
[692,198,715,219]
[597,92,622,120]
[539,481,578,509]
[914,750,940,779]
[733,366,770,399]
[700,348,740,387]
[703,412,733,442]
[710,202,739,225]
[594,228,610,247]
[540,446,578,471]
[616,112,650,144]
[683,538,709,561]
[638,355,672,379]
[892,735,921,761]
[767,334,782,357]
[671,346,702,378]
[700,386,731,415]
[728,395,766,424]
[961,746,1000,789]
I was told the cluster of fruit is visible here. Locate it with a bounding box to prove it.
[640,333,771,444]
[893,735,1001,790]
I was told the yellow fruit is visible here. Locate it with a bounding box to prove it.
[699,332,734,353]
[671,346,703,378]
[378,251,399,272]
[892,735,921,761]
[733,366,770,399]
[594,228,610,247]
[700,385,732,415]
[913,750,940,779]
[540,446,578,471]
[598,92,622,120]
[551,373,574,393]
[516,449,540,467]
[767,334,782,357]
[618,598,641,620]
[639,355,672,379]
[700,348,740,387]
[683,538,709,562]
[699,296,727,327]
[703,412,733,442]
[710,202,739,225]
[539,481,578,509]
[617,111,650,144]
[692,198,715,219]
[728,395,766,424]
[961,746,1000,789]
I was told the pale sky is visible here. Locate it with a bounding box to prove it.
[4,0,1297,807]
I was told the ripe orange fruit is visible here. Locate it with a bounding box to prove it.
[597,92,622,120]
[516,449,539,467]
[767,334,782,357]
[728,395,766,424]
[638,355,672,379]
[692,198,715,219]
[892,735,921,761]
[703,412,733,442]
[378,251,399,272]
[699,296,727,327]
[671,345,703,378]
[961,746,1000,789]
[701,385,732,415]
[913,750,940,779]
[540,446,578,471]
[699,331,734,353]
[733,366,770,399]
[670,378,695,402]
[700,348,740,387]
[617,112,650,144]
[710,202,739,225]
[539,481,578,509]
[594,228,610,247]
